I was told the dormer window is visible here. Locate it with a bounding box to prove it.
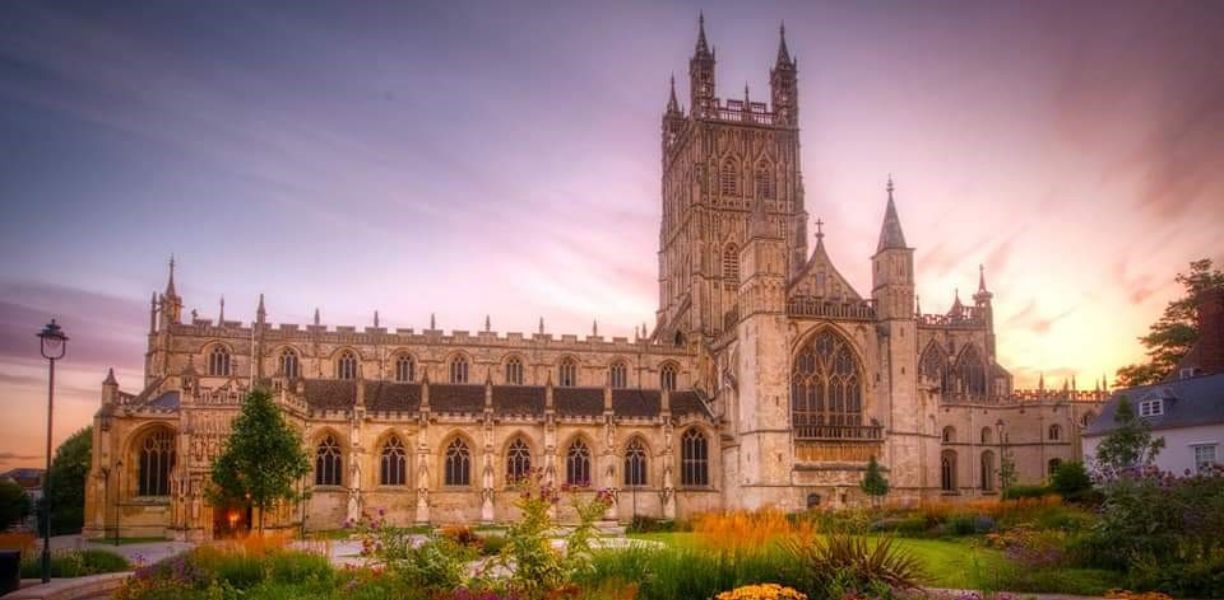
[1138,398,1164,417]
[1179,368,1197,380]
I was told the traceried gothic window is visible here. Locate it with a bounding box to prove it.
[624,438,648,487]
[919,345,950,394]
[280,348,299,379]
[719,158,739,196]
[209,345,231,377]
[559,357,578,388]
[940,450,957,492]
[394,354,415,383]
[956,345,987,398]
[609,361,628,389]
[681,429,709,486]
[505,357,524,385]
[980,450,996,492]
[1048,424,1062,441]
[506,438,531,483]
[660,363,678,391]
[723,244,740,285]
[380,436,407,486]
[754,163,775,199]
[449,355,469,384]
[444,438,471,486]
[138,429,175,496]
[315,435,342,486]
[791,329,864,430]
[566,439,591,486]
[337,350,358,380]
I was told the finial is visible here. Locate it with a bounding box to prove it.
[815,217,824,241]
[695,11,710,54]
[776,21,792,65]
[1038,371,1045,391]
[978,264,987,292]
[592,319,598,337]
[915,294,921,315]
[538,317,545,335]
[374,310,380,328]
[485,315,491,331]
[886,174,895,199]
[103,367,117,386]
[164,254,178,296]
[430,313,436,330]
[256,293,266,323]
[219,295,225,322]
[744,82,750,102]
[667,73,679,112]
[313,307,320,326]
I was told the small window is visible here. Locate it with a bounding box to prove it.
[566,439,591,486]
[444,438,471,486]
[609,361,628,389]
[624,438,647,487]
[942,426,956,443]
[380,436,407,486]
[209,346,231,377]
[279,348,299,379]
[395,354,415,383]
[1139,399,1164,417]
[337,350,358,380]
[660,363,678,391]
[1048,424,1062,441]
[450,355,469,384]
[1193,444,1217,474]
[723,244,739,285]
[506,438,531,483]
[681,429,709,486]
[719,158,739,196]
[315,435,342,486]
[505,357,524,385]
[980,427,993,444]
[559,357,578,388]
[1179,368,1196,380]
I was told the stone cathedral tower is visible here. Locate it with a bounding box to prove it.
[656,17,809,345]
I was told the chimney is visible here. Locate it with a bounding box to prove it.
[1198,286,1224,375]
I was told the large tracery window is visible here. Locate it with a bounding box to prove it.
[137,429,175,496]
[956,345,988,398]
[394,354,415,383]
[337,350,358,380]
[209,345,231,377]
[566,439,592,486]
[624,438,648,487]
[609,361,628,389]
[315,435,342,486]
[681,429,709,486]
[719,158,739,196]
[444,438,471,486]
[506,438,531,483]
[723,244,740,285]
[380,436,407,486]
[791,329,864,432]
[559,358,578,388]
[754,163,775,199]
[450,355,469,384]
[505,357,524,385]
[919,345,949,393]
[280,348,299,379]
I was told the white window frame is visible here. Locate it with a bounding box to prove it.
[1138,399,1163,417]
[1191,443,1217,474]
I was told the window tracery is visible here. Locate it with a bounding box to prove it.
[791,329,864,428]
[380,436,407,485]
[445,438,471,486]
[138,429,175,496]
[315,435,342,486]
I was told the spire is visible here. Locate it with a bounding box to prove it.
[373,310,380,328]
[978,264,988,293]
[666,74,679,113]
[256,293,266,323]
[313,307,320,326]
[695,11,710,55]
[776,21,792,65]
[915,294,922,315]
[485,315,491,332]
[592,319,598,337]
[1038,371,1045,391]
[538,317,545,335]
[218,295,225,323]
[164,255,178,297]
[430,313,436,330]
[949,288,963,315]
[103,367,117,386]
[876,175,908,252]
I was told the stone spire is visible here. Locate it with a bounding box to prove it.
[218,295,225,323]
[164,255,178,297]
[103,367,117,386]
[974,264,994,304]
[776,21,792,66]
[876,175,908,252]
[592,319,598,337]
[373,310,380,328]
[313,307,320,326]
[695,11,710,56]
[485,315,491,332]
[538,317,545,335]
[256,293,267,321]
[666,74,680,113]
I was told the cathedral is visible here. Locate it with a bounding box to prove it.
[84,19,1107,541]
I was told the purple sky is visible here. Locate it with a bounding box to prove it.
[1,0,1221,469]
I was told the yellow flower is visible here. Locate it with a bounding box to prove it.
[716,583,807,600]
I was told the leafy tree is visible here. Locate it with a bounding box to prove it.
[1049,461,1093,500]
[0,479,31,530]
[859,455,890,507]
[210,388,310,531]
[37,426,91,535]
[1093,396,1164,474]
[1116,258,1224,387]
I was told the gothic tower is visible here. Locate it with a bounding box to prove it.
[656,18,808,344]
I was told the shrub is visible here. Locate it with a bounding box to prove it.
[868,517,928,537]
[480,534,508,556]
[984,526,1066,568]
[19,548,130,578]
[627,516,678,533]
[1001,484,1050,500]
[1050,461,1093,501]
[584,545,798,600]
[782,534,924,598]
[443,524,485,552]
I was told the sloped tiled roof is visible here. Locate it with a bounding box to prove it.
[1084,372,1224,436]
[555,387,605,416]
[612,389,662,418]
[303,379,356,411]
[365,381,421,413]
[147,391,180,410]
[429,384,485,413]
[492,386,545,416]
[670,390,708,417]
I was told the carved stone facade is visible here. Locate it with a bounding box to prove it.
[84,20,1105,541]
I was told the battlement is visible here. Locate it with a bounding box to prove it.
[1009,388,1110,403]
[787,297,876,321]
[917,309,986,329]
[695,97,777,125]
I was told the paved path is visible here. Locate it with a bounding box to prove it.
[40,534,194,567]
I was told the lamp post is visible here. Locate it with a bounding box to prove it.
[114,461,122,546]
[37,319,68,583]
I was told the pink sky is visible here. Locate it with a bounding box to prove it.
[0,1,1221,470]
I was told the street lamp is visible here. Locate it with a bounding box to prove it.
[36,319,67,583]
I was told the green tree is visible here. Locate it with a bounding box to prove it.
[37,426,91,535]
[0,479,31,530]
[1094,396,1164,473]
[859,455,890,507]
[209,388,310,532]
[1050,461,1093,501]
[1116,258,1224,387]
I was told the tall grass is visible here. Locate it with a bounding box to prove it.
[693,509,815,552]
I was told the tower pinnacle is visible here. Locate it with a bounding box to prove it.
[696,11,710,55]
[666,74,679,113]
[164,255,178,297]
[776,21,791,65]
[876,176,908,253]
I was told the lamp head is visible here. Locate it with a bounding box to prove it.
[37,319,68,360]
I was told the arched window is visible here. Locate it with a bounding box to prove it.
[137,429,175,496]
[980,450,995,492]
[315,435,342,486]
[1048,458,1062,477]
[395,354,415,383]
[506,438,531,483]
[719,158,739,196]
[609,361,628,389]
[1080,412,1095,428]
[624,438,647,487]
[559,357,578,388]
[754,163,775,199]
[449,355,469,384]
[1048,424,1062,441]
[279,348,299,379]
[208,345,231,377]
[980,427,993,444]
[337,350,358,380]
[566,439,591,486]
[956,346,987,398]
[681,429,709,486]
[380,436,407,486]
[919,345,949,394]
[505,357,523,385]
[660,363,678,391]
[791,329,864,431]
[940,450,957,492]
[942,426,956,443]
[444,438,471,486]
[723,244,739,285]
